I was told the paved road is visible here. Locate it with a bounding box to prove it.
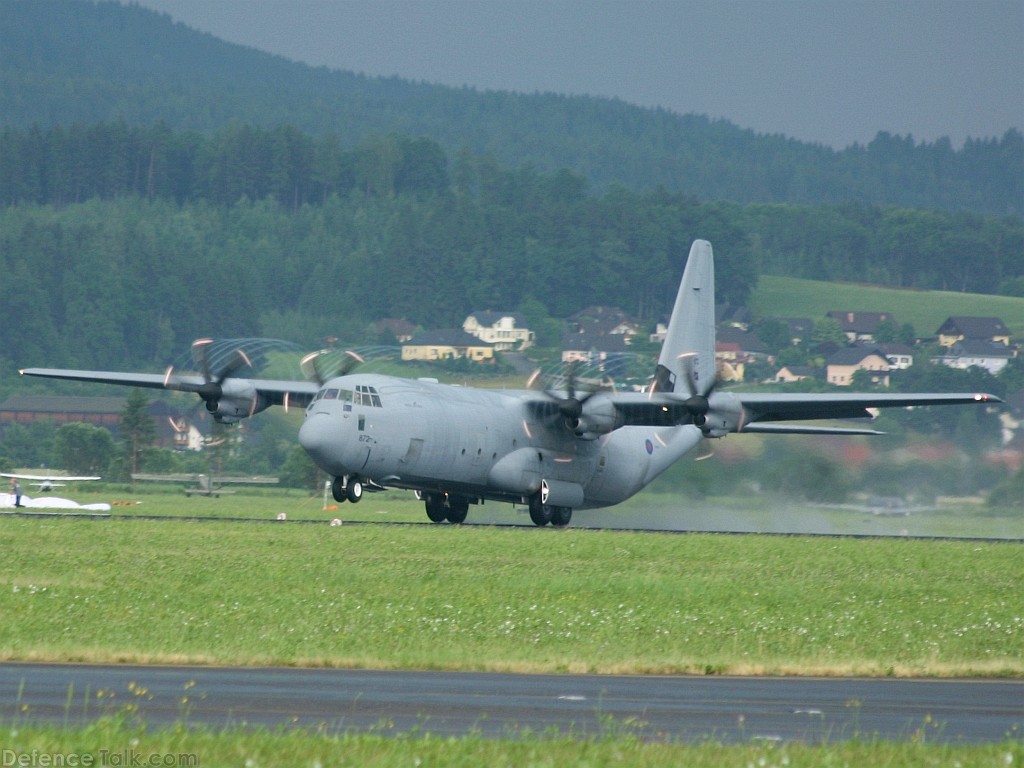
[1,663,1020,743]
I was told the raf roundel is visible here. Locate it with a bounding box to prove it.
[645,439,654,455]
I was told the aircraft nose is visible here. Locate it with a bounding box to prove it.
[298,413,334,466]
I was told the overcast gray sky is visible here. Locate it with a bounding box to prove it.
[132,0,1022,149]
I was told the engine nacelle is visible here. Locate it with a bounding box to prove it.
[566,397,620,439]
[208,380,265,423]
[700,395,745,438]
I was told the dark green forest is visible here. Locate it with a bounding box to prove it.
[2,0,1021,215]
[1,123,1022,380]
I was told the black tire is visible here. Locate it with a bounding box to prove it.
[528,496,551,526]
[346,478,363,503]
[446,497,469,524]
[424,494,447,523]
[331,477,348,503]
[549,506,573,527]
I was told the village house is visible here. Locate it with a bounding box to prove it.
[773,365,821,384]
[715,327,770,382]
[932,339,1016,375]
[936,316,1012,348]
[566,306,641,339]
[561,330,630,365]
[826,347,891,387]
[826,311,896,344]
[462,311,534,351]
[401,329,495,362]
[878,343,915,370]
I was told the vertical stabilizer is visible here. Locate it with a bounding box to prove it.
[654,240,716,396]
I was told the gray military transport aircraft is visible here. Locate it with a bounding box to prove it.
[21,240,1001,527]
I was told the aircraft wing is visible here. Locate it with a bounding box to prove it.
[19,368,321,412]
[609,390,1000,436]
[735,392,1000,423]
[1,472,101,481]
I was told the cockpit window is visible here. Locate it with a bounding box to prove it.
[355,384,383,407]
[323,388,339,400]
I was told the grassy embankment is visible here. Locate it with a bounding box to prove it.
[749,275,1024,338]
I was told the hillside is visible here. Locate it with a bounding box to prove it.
[749,276,1024,339]
[1,0,1020,215]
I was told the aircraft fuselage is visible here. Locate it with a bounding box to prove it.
[298,373,702,515]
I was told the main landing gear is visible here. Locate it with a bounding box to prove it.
[331,475,363,504]
[422,493,470,524]
[529,495,572,527]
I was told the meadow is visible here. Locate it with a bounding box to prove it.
[1,498,1020,676]
[749,274,1024,337]
[2,494,1021,764]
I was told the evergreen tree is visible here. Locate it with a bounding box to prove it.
[120,389,157,480]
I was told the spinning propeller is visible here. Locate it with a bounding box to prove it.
[677,352,712,428]
[300,348,365,385]
[191,338,254,413]
[528,363,615,436]
[162,338,263,422]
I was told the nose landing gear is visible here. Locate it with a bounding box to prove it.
[331,475,363,504]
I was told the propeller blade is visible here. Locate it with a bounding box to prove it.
[217,348,253,384]
[192,338,214,383]
[300,349,364,385]
[677,352,699,398]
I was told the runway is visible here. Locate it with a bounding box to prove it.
[1,663,1020,744]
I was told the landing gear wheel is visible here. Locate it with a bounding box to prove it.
[549,506,573,527]
[528,496,552,527]
[345,477,363,503]
[331,477,348,504]
[424,494,447,523]
[446,497,469,524]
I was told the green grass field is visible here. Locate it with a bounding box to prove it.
[2,494,1021,764]
[1,501,1020,676]
[750,274,1024,337]
[4,717,1019,768]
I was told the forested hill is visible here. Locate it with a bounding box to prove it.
[2,0,1020,216]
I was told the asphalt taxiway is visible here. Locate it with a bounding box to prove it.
[1,663,1020,743]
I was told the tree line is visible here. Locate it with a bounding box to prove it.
[2,0,1021,216]
[0,125,1021,381]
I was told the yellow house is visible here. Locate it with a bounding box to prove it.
[826,348,890,387]
[401,330,495,362]
[936,317,1011,348]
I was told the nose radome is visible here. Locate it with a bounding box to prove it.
[298,413,332,461]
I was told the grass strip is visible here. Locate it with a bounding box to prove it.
[0,515,1020,676]
[2,714,1021,768]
